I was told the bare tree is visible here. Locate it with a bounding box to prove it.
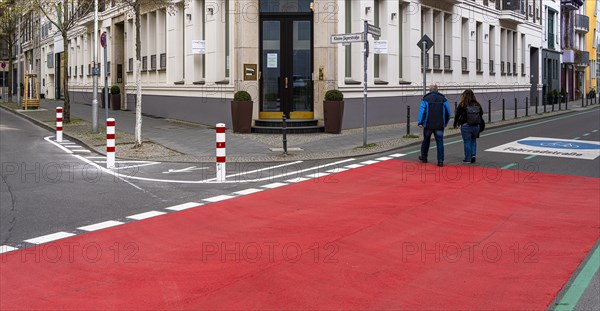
[118,0,179,148]
[31,0,94,123]
[0,1,23,103]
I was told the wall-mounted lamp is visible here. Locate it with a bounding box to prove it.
[186,13,192,21]
[471,31,475,37]
[391,13,397,20]
[484,34,488,39]
[365,6,371,15]
[207,7,214,15]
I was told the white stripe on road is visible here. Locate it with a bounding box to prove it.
[345,164,364,169]
[305,173,330,178]
[78,220,124,232]
[327,168,348,173]
[261,182,287,189]
[24,232,76,244]
[71,149,91,153]
[234,188,264,195]
[126,211,166,220]
[361,160,379,165]
[0,245,17,254]
[375,157,392,161]
[203,195,235,202]
[286,177,310,183]
[389,153,406,158]
[44,136,73,154]
[165,202,203,211]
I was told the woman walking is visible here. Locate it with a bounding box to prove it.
[453,89,484,163]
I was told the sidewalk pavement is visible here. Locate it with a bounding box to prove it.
[2,97,596,163]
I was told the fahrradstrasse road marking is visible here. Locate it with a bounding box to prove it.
[486,137,600,160]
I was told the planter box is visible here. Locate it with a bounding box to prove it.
[324,100,344,134]
[111,93,121,110]
[231,100,253,133]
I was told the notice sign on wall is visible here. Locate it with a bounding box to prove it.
[267,53,278,68]
[373,40,388,54]
[192,40,206,54]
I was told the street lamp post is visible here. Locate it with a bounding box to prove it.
[91,0,99,132]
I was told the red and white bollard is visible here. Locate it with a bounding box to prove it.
[216,123,226,182]
[106,118,115,169]
[56,107,63,142]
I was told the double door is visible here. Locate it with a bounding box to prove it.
[260,16,313,119]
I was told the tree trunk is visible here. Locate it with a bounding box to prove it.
[7,41,13,103]
[134,5,143,148]
[62,31,70,123]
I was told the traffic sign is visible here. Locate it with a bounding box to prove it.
[417,35,434,52]
[1,62,5,69]
[100,32,107,48]
[366,23,381,37]
[331,33,365,44]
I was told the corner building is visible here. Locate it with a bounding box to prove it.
[43,0,544,130]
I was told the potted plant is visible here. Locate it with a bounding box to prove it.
[110,85,121,110]
[231,90,253,133]
[323,89,344,134]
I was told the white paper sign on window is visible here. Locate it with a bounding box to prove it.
[267,53,278,68]
[192,40,206,54]
[373,40,388,54]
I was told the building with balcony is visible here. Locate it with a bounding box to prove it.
[561,0,588,100]
[542,1,561,102]
[27,0,543,129]
[584,0,598,95]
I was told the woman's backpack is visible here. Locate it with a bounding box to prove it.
[466,105,481,125]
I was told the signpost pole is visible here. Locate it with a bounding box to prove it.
[363,21,369,147]
[92,0,99,133]
[422,41,427,96]
[102,33,108,121]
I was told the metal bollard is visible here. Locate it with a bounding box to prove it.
[106,118,116,169]
[407,105,411,136]
[216,123,226,182]
[488,100,491,123]
[525,97,528,117]
[56,107,63,142]
[502,99,505,121]
[514,98,518,119]
[581,94,584,107]
[282,113,288,156]
[535,97,538,114]
[552,98,555,112]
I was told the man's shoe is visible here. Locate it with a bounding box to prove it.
[462,160,472,164]
[418,156,428,163]
[437,162,443,167]
[471,156,476,163]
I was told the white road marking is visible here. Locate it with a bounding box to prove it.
[71,149,92,153]
[78,220,124,232]
[261,182,287,189]
[165,202,203,211]
[360,160,379,165]
[86,156,107,159]
[0,245,17,254]
[345,164,364,169]
[24,232,76,244]
[44,136,73,154]
[327,168,348,173]
[375,157,392,161]
[203,195,235,202]
[234,188,264,195]
[306,172,330,178]
[389,153,406,158]
[163,166,208,174]
[286,177,310,183]
[126,211,166,220]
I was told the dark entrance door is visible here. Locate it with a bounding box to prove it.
[260,16,313,119]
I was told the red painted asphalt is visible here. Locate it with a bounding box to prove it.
[1,160,599,310]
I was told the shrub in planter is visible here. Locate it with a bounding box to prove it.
[231,90,253,133]
[110,85,121,110]
[323,89,344,134]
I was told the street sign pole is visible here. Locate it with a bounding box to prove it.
[101,32,108,121]
[363,21,369,147]
[92,0,99,133]
[422,41,426,96]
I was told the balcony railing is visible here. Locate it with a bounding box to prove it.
[575,14,589,33]
[444,55,451,70]
[462,57,468,71]
[433,54,441,69]
[577,51,590,66]
[561,0,583,11]
[490,60,495,73]
[499,0,527,24]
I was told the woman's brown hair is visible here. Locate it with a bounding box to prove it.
[459,89,480,107]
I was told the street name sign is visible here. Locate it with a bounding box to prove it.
[366,23,381,37]
[331,33,365,44]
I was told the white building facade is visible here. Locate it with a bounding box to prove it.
[34,0,544,129]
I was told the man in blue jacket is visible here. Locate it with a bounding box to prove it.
[418,84,451,167]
